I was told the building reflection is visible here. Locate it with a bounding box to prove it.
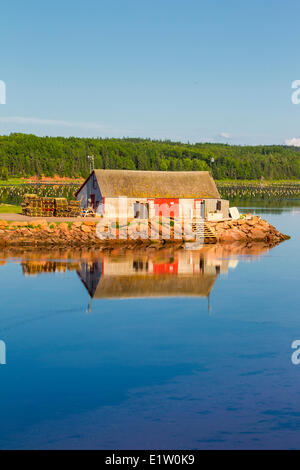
[76,251,235,300]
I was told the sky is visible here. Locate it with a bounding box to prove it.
[0,0,300,145]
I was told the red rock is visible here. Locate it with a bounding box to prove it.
[246,220,256,226]
[58,223,69,232]
[28,219,48,227]
[81,225,91,233]
[218,232,235,242]
[231,229,248,240]
[251,228,267,240]
[83,221,96,227]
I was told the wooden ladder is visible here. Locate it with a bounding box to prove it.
[193,221,217,243]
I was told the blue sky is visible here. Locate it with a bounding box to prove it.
[0,0,300,145]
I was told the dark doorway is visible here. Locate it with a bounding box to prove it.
[90,194,95,209]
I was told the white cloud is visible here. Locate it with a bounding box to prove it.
[220,132,230,139]
[0,116,111,132]
[0,116,139,138]
[285,137,300,146]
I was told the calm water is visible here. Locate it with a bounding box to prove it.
[0,205,300,450]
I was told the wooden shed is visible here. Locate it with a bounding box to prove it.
[75,169,229,220]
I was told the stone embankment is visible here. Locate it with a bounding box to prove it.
[0,215,289,248]
[208,216,289,244]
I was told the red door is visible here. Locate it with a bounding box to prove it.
[153,199,179,217]
[153,261,179,275]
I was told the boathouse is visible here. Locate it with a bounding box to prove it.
[75,169,229,220]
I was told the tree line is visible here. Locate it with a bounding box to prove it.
[0,133,299,180]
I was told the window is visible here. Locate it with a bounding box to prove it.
[133,261,149,272]
[216,200,222,211]
[134,202,149,219]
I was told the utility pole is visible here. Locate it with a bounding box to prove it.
[87,155,95,174]
[210,157,215,175]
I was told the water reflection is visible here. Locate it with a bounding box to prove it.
[21,260,80,276]
[0,232,294,449]
[0,242,275,303]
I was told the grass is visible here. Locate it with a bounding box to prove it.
[0,204,22,214]
[0,177,83,186]
[0,178,27,186]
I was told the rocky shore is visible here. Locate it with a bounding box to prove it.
[0,215,289,248]
[209,216,289,244]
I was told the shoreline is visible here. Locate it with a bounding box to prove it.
[0,215,290,249]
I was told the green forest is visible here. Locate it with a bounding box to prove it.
[0,133,300,180]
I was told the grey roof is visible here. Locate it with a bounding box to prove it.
[89,169,220,199]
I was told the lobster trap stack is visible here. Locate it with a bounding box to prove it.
[22,194,82,218]
[21,194,38,216]
[55,198,69,217]
[21,261,80,276]
[21,194,44,217]
[68,200,81,217]
[42,197,55,217]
